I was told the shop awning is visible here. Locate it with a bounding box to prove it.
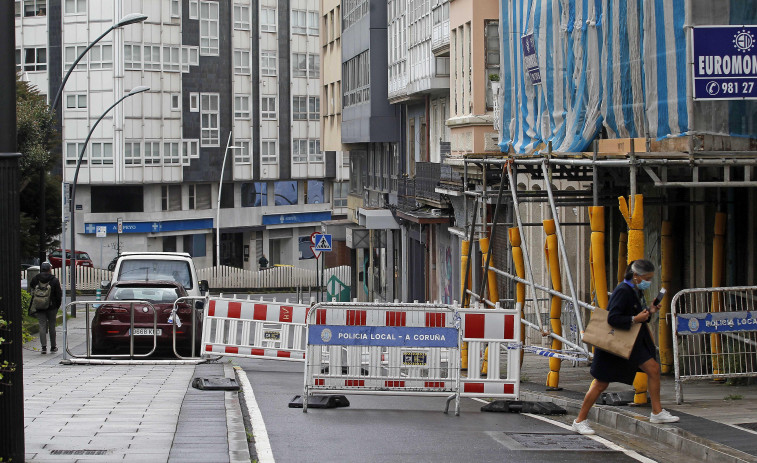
[358,208,400,230]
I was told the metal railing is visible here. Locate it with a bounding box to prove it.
[671,286,757,404]
[416,162,441,203]
[170,296,208,360]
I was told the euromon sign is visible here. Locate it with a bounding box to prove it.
[693,25,757,100]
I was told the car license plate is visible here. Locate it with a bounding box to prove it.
[402,352,427,366]
[130,328,162,336]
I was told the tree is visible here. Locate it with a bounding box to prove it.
[16,75,60,259]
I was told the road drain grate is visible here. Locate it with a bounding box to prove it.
[508,433,609,451]
[50,450,108,456]
[737,422,757,431]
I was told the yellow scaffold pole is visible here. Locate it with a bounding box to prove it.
[659,221,674,374]
[460,239,471,369]
[543,219,563,390]
[617,232,628,284]
[619,194,647,404]
[479,236,500,304]
[710,212,727,377]
[509,227,527,365]
[589,206,609,310]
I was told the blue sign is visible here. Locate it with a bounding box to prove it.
[308,325,458,348]
[314,233,332,252]
[521,33,541,85]
[676,311,757,335]
[262,211,332,226]
[693,26,757,100]
[84,218,213,234]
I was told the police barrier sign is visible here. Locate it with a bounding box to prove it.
[693,26,757,100]
[676,310,757,335]
[308,325,458,348]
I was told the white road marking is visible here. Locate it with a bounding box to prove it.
[234,366,275,463]
[471,398,657,462]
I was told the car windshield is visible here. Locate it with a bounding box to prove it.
[107,286,182,303]
[118,259,193,289]
[76,252,91,260]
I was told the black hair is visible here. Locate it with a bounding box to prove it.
[623,259,655,280]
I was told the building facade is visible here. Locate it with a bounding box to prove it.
[15,0,348,270]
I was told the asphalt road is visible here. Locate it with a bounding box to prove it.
[233,357,643,463]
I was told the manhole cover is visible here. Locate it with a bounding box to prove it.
[508,433,608,451]
[737,422,757,431]
[50,450,108,456]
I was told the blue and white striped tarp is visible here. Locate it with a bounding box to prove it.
[499,0,692,153]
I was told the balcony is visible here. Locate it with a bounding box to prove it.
[397,177,416,211]
[415,162,441,204]
[431,20,450,56]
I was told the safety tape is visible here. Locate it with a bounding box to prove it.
[505,342,590,362]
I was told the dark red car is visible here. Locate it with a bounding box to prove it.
[48,249,94,269]
[91,280,203,357]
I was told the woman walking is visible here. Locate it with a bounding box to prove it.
[572,259,679,435]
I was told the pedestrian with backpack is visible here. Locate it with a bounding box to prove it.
[29,262,63,354]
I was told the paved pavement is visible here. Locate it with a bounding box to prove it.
[22,308,250,462]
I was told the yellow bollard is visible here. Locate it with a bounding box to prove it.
[543,219,563,390]
[710,212,727,376]
[619,194,648,404]
[508,228,527,365]
[659,221,674,374]
[460,239,471,369]
[479,236,500,304]
[617,232,628,284]
[589,206,609,310]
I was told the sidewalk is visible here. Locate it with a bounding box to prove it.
[22,310,250,462]
[518,353,757,463]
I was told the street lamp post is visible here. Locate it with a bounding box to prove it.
[216,132,240,267]
[68,86,149,312]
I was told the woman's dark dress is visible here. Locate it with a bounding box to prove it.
[590,281,657,385]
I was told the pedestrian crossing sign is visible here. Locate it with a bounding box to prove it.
[314,234,332,252]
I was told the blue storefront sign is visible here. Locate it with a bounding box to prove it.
[521,33,541,85]
[262,211,332,226]
[84,218,213,234]
[676,311,757,335]
[308,325,458,348]
[692,26,757,100]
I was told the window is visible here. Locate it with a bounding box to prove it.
[200,1,219,55]
[261,96,276,119]
[163,142,180,164]
[66,142,85,166]
[292,139,308,163]
[182,140,199,165]
[342,0,368,30]
[189,0,198,19]
[144,141,161,165]
[171,94,181,111]
[161,185,182,211]
[234,49,250,74]
[182,46,198,72]
[15,1,21,18]
[64,45,87,71]
[234,95,250,119]
[189,184,212,210]
[260,51,276,76]
[292,96,307,120]
[220,183,234,209]
[125,142,141,165]
[306,180,324,204]
[308,96,320,120]
[163,46,180,72]
[90,142,113,165]
[124,44,141,70]
[170,0,180,17]
[89,44,112,69]
[308,11,319,35]
[189,93,199,112]
[242,182,267,207]
[234,140,250,163]
[260,7,276,32]
[261,140,277,164]
[64,0,86,14]
[66,93,86,109]
[485,20,500,110]
[183,234,206,257]
[333,182,348,207]
[144,45,161,71]
[292,9,306,35]
[24,48,47,71]
[233,5,249,30]
[299,236,316,260]
[293,53,319,78]
[274,181,298,206]
[308,139,322,162]
[343,51,370,107]
[200,93,220,146]
[91,186,144,213]
[15,49,21,71]
[24,0,46,17]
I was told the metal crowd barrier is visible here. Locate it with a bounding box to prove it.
[671,286,757,404]
[303,302,462,414]
[201,297,310,361]
[171,296,208,360]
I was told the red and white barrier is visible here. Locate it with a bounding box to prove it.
[201,297,310,361]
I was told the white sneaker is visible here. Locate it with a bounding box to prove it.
[650,409,680,424]
[572,419,596,435]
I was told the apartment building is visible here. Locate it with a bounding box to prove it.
[15,0,348,270]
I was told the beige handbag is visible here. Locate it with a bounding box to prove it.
[582,308,641,359]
